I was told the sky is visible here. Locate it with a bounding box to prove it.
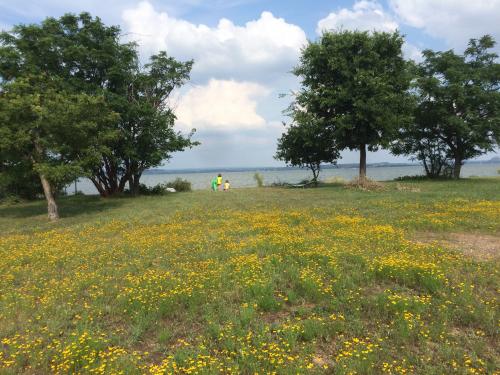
[1,0,500,169]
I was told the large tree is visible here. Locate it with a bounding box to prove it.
[91,52,197,197]
[0,75,115,219]
[400,36,500,179]
[1,13,197,200]
[294,30,413,179]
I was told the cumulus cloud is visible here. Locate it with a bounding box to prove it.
[175,79,271,132]
[390,0,500,49]
[316,0,398,34]
[316,1,421,61]
[122,1,307,82]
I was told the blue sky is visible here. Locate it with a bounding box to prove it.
[1,0,499,169]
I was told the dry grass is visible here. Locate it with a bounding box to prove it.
[345,177,386,191]
[395,183,421,193]
[413,231,500,261]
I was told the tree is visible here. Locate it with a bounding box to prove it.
[391,102,454,178]
[293,30,413,179]
[1,13,198,199]
[404,35,500,178]
[91,52,198,197]
[0,75,115,220]
[0,13,135,205]
[276,111,339,184]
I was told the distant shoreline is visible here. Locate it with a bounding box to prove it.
[145,159,500,175]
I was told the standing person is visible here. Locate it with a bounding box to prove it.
[217,173,223,191]
[224,180,230,191]
[211,177,218,191]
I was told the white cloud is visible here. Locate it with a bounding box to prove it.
[317,0,398,34]
[390,0,500,49]
[175,79,270,131]
[402,42,422,62]
[316,1,421,61]
[0,22,11,32]
[122,1,307,82]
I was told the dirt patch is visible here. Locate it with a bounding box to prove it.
[413,232,500,261]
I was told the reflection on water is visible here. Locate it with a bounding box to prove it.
[69,163,500,195]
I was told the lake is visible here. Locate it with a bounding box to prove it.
[68,163,500,195]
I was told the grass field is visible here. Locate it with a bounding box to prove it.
[0,178,499,374]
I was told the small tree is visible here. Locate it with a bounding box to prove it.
[391,107,453,178]
[294,30,413,179]
[407,35,500,178]
[0,76,115,219]
[276,113,339,184]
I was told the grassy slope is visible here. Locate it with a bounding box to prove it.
[0,178,499,374]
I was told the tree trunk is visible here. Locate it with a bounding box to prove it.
[90,176,109,197]
[39,173,59,221]
[453,154,462,179]
[359,144,367,180]
[32,138,59,220]
[129,172,142,196]
[311,165,319,186]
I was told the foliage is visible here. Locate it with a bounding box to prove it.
[253,172,264,187]
[0,75,115,219]
[165,178,192,192]
[0,180,498,373]
[0,13,198,207]
[391,126,454,178]
[276,112,339,183]
[293,30,413,179]
[92,52,198,197]
[137,183,168,196]
[394,35,500,179]
[136,179,192,195]
[0,160,43,200]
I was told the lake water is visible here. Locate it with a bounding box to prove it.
[68,163,500,195]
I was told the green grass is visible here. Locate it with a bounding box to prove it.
[0,178,498,374]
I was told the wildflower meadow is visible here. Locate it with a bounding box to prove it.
[0,178,499,374]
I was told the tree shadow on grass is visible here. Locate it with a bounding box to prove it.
[0,195,127,219]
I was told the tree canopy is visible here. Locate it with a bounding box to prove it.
[393,35,500,178]
[276,109,339,184]
[293,30,413,179]
[91,51,197,197]
[0,75,115,219]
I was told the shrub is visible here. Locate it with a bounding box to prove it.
[253,172,264,187]
[270,180,289,187]
[136,179,192,195]
[137,183,167,195]
[165,178,192,192]
[394,175,428,181]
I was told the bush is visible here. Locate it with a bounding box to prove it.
[137,183,167,195]
[165,178,192,192]
[394,174,453,181]
[394,175,428,181]
[136,179,192,195]
[253,172,264,187]
[270,180,289,187]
